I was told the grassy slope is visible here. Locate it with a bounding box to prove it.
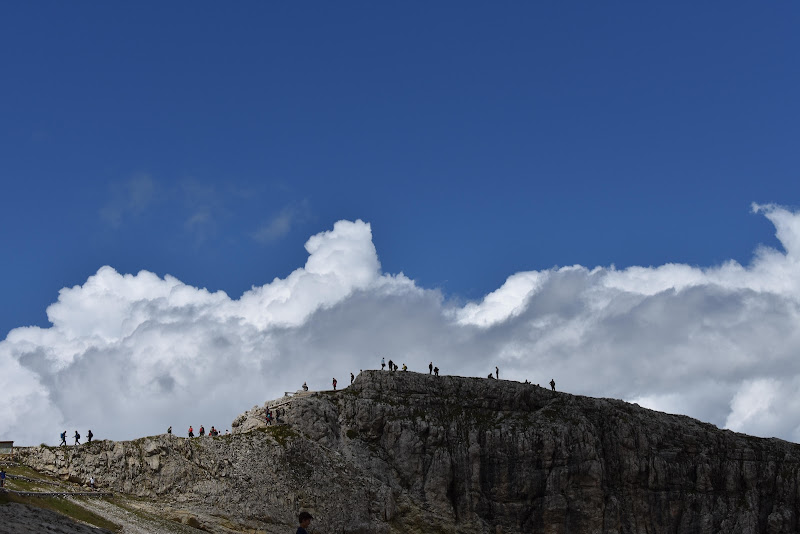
[0,461,121,532]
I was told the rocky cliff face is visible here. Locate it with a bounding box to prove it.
[16,371,800,533]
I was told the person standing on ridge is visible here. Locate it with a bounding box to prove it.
[388,359,394,372]
[296,511,313,534]
[429,362,433,374]
[550,378,556,391]
[402,363,407,372]
[188,426,194,437]
[350,372,354,384]
[60,431,67,446]
[87,429,93,444]
[332,377,337,391]
[434,366,439,376]
[199,425,205,437]
[381,357,385,370]
[496,366,499,380]
[74,430,80,445]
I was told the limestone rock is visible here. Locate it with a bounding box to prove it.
[16,370,800,533]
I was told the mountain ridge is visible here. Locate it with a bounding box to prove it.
[11,370,800,533]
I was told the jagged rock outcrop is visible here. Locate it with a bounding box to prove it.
[16,371,800,533]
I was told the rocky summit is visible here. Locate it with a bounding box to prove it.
[11,370,800,533]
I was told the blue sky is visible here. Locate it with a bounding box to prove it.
[2,3,800,444]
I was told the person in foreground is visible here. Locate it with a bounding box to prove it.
[296,511,313,534]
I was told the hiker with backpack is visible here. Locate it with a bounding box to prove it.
[60,431,67,446]
[74,430,80,445]
[87,429,93,444]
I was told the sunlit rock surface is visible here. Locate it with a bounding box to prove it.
[16,370,800,533]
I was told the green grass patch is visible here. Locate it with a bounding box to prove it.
[0,492,121,532]
[5,464,51,479]
[6,478,42,491]
[263,425,299,448]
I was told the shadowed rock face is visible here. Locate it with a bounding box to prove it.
[16,371,800,533]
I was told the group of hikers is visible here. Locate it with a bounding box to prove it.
[264,406,284,425]
[314,358,551,394]
[375,358,555,390]
[380,357,439,375]
[331,369,363,391]
[485,366,556,390]
[183,425,227,438]
[60,429,92,446]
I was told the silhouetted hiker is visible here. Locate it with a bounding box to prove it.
[487,373,494,379]
[60,431,67,446]
[297,511,313,534]
[496,366,499,379]
[302,381,308,391]
[381,357,385,370]
[434,366,439,376]
[87,430,93,444]
[199,425,205,437]
[388,359,394,372]
[550,379,556,391]
[167,426,172,435]
[429,362,433,374]
[73,431,80,445]
[188,426,194,437]
[332,378,338,391]
[350,372,354,384]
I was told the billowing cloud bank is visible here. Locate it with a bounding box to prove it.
[3,206,800,446]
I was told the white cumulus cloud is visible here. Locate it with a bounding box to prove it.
[3,206,800,446]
